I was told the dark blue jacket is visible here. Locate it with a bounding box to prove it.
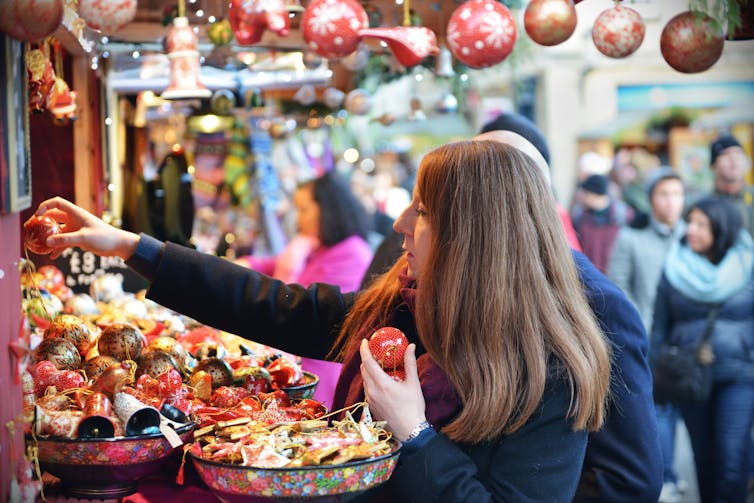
[127,238,662,502]
[571,251,662,503]
[650,273,754,382]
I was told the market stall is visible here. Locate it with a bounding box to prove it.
[2,0,754,501]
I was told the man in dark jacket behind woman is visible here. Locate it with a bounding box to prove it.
[651,197,754,502]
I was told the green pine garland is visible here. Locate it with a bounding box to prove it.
[689,0,743,36]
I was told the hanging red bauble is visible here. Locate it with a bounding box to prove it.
[229,0,289,45]
[524,0,577,47]
[0,0,63,42]
[302,0,368,59]
[592,5,645,58]
[78,0,137,34]
[660,11,724,74]
[446,0,517,69]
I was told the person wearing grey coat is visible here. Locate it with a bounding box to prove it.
[607,168,686,329]
[607,167,686,503]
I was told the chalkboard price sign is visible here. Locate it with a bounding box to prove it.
[55,248,148,294]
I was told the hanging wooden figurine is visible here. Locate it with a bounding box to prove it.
[46,39,77,124]
[27,41,57,113]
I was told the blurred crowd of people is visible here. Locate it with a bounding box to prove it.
[576,133,754,503]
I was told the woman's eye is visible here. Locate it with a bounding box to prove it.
[415,208,426,216]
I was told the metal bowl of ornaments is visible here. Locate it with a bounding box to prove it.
[28,394,194,500]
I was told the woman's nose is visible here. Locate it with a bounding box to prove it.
[393,208,411,234]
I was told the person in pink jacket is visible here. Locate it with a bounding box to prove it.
[238,172,373,292]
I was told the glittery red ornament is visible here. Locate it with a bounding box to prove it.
[524,0,577,47]
[592,5,645,58]
[660,11,724,74]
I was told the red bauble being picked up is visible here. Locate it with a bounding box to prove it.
[524,0,577,47]
[660,11,724,74]
[592,5,645,58]
[368,327,409,371]
[23,215,61,255]
[446,0,517,68]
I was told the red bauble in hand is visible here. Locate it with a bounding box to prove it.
[23,215,61,255]
[368,327,409,371]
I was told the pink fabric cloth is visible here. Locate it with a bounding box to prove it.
[242,235,373,293]
[299,356,343,411]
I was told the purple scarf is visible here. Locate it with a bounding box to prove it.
[331,270,461,429]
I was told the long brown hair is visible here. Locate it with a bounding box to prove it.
[335,140,611,443]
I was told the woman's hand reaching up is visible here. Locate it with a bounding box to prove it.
[32,197,140,260]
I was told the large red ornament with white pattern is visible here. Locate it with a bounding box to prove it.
[302,0,368,59]
[592,4,645,58]
[446,0,517,68]
[660,11,724,74]
[524,0,577,47]
[229,0,289,45]
[0,0,63,42]
[78,0,137,34]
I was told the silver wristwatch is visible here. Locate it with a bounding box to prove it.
[404,420,433,442]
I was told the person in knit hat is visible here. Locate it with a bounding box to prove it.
[478,117,662,503]
[478,112,581,251]
[607,166,687,503]
[705,134,754,237]
[479,111,551,164]
[571,172,633,273]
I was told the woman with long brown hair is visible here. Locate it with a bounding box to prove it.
[33,140,611,501]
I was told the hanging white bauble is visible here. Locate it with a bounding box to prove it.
[78,0,137,34]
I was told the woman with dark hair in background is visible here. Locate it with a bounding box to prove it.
[651,197,754,502]
[237,171,373,292]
